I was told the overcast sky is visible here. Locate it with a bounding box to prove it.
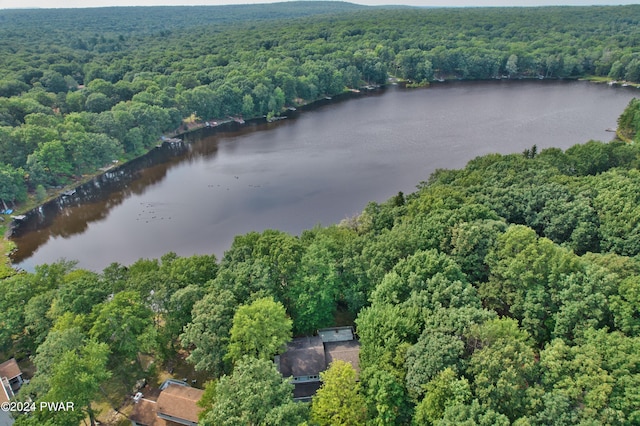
[1,0,637,10]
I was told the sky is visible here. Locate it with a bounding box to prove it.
[1,0,638,9]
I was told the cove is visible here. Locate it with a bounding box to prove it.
[10,80,639,271]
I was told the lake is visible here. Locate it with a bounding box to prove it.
[10,80,639,271]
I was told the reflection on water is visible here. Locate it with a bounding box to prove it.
[10,81,639,271]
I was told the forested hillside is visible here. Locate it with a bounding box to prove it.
[2,111,640,424]
[1,3,640,207]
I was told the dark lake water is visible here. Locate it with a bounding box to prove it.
[10,80,639,271]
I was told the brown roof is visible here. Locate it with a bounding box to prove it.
[292,381,322,399]
[0,383,11,405]
[156,384,203,424]
[324,340,361,375]
[278,336,326,378]
[0,359,21,381]
[130,398,167,426]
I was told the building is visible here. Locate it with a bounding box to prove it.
[275,326,360,401]
[0,359,24,426]
[130,383,203,426]
[0,359,23,404]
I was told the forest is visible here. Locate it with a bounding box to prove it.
[0,100,639,424]
[2,2,640,425]
[1,3,640,207]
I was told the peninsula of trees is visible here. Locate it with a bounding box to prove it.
[1,2,640,207]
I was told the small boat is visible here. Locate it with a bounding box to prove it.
[62,189,76,196]
[163,137,183,144]
[11,215,26,221]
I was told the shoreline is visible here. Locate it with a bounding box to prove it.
[2,87,371,248]
[1,77,634,272]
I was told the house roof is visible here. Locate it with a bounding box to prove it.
[324,340,361,375]
[292,381,322,400]
[278,335,325,378]
[0,382,12,405]
[0,359,21,381]
[318,326,355,343]
[130,398,167,426]
[156,384,203,424]
[277,328,361,401]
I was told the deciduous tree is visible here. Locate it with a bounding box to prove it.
[226,297,291,363]
[199,356,308,426]
[311,360,367,426]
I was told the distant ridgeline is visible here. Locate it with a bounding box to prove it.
[1,3,640,206]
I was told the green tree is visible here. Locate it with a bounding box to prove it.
[199,356,308,426]
[64,132,121,174]
[89,291,156,364]
[43,341,111,426]
[356,302,421,376]
[22,290,55,350]
[40,70,68,93]
[467,318,537,421]
[538,329,640,424]
[84,92,113,113]
[592,169,640,256]
[506,54,519,77]
[26,140,72,185]
[242,93,255,117]
[405,331,465,400]
[226,297,292,363]
[610,275,640,336]
[414,368,471,425]
[290,240,339,334]
[370,249,468,306]
[0,164,27,204]
[64,91,86,113]
[450,219,507,283]
[180,289,236,375]
[481,225,581,345]
[311,360,367,426]
[48,269,110,319]
[438,399,510,426]
[160,284,204,353]
[362,368,413,426]
[0,78,29,97]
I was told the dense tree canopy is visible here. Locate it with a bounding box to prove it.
[2,132,640,424]
[2,3,640,425]
[1,3,640,203]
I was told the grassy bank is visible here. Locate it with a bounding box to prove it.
[0,223,16,278]
[582,75,640,88]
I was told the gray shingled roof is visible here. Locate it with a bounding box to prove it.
[325,340,361,374]
[278,335,325,378]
